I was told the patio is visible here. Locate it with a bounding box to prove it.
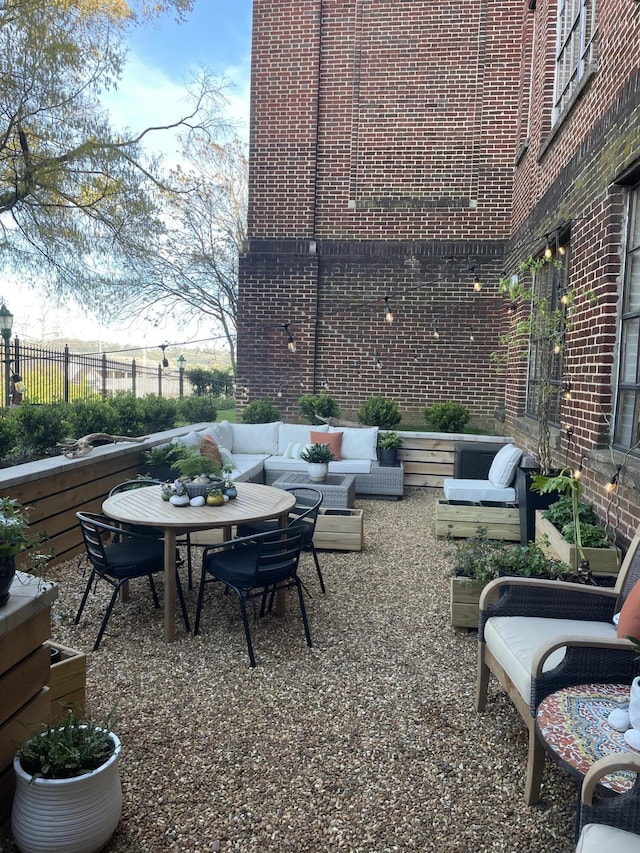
[2,488,577,852]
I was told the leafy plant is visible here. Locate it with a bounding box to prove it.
[423,401,470,433]
[378,430,403,450]
[542,495,597,529]
[298,393,341,424]
[174,448,222,480]
[0,414,17,458]
[357,396,402,429]
[11,402,69,453]
[66,398,119,438]
[136,394,178,432]
[241,399,281,424]
[532,468,591,564]
[17,709,117,781]
[448,528,573,585]
[176,395,219,425]
[300,443,334,463]
[143,443,189,468]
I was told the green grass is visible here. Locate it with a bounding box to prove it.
[216,407,236,422]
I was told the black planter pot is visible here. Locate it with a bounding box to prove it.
[144,464,180,482]
[380,448,399,467]
[0,555,16,607]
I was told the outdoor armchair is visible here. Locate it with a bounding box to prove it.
[75,511,191,651]
[237,486,325,593]
[194,528,310,668]
[476,525,640,805]
[576,752,640,851]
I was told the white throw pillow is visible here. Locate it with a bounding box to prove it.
[214,420,234,450]
[283,442,307,460]
[231,421,281,455]
[277,423,328,455]
[335,426,378,461]
[172,430,202,448]
[488,444,523,489]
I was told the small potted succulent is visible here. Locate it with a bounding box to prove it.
[222,464,237,499]
[12,709,122,853]
[378,431,403,466]
[300,443,334,482]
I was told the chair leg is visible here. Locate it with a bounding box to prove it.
[148,574,160,609]
[75,570,97,624]
[475,644,490,712]
[309,544,326,594]
[186,533,193,590]
[238,595,257,668]
[294,578,313,648]
[193,566,210,635]
[175,570,191,634]
[524,717,546,806]
[93,585,122,651]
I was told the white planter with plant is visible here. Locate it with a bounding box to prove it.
[300,443,334,482]
[12,712,122,853]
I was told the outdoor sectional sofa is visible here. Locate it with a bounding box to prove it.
[173,420,404,498]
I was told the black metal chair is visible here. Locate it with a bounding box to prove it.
[236,487,326,593]
[194,528,310,667]
[75,511,191,651]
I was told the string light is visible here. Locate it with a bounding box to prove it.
[384,296,394,324]
[606,468,620,494]
[283,322,296,353]
[572,456,585,480]
[472,270,482,292]
[372,351,382,369]
[544,236,553,259]
[432,319,440,340]
[159,344,169,368]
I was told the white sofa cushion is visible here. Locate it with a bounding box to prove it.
[207,421,234,449]
[577,823,640,852]
[263,457,372,475]
[334,426,378,461]
[488,443,523,489]
[229,454,270,483]
[443,478,516,503]
[485,616,617,702]
[278,422,327,454]
[231,421,281,455]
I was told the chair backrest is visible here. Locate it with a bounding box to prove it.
[254,529,304,585]
[615,526,640,607]
[283,487,323,534]
[109,478,162,497]
[77,511,113,573]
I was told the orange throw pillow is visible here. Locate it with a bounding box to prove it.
[310,430,342,461]
[617,579,640,639]
[200,435,222,467]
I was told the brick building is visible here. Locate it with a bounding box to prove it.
[238,0,640,542]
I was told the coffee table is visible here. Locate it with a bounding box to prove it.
[271,472,356,508]
[536,683,638,795]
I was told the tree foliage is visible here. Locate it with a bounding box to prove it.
[0,0,229,312]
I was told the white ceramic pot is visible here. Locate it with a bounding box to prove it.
[629,676,640,731]
[11,732,122,853]
[307,462,328,482]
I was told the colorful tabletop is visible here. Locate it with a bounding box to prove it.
[536,682,638,793]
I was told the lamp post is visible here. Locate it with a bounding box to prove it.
[177,354,186,398]
[0,304,13,408]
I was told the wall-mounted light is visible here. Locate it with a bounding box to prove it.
[383,296,394,324]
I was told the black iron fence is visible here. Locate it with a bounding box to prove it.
[2,337,185,408]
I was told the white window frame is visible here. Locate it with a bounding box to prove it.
[553,0,597,124]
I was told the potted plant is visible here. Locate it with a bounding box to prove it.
[0,498,49,608]
[142,442,189,481]
[300,443,334,482]
[173,448,223,497]
[378,431,403,466]
[11,709,122,853]
[447,528,573,628]
[531,469,619,576]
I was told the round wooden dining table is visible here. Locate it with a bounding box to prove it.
[102,482,296,642]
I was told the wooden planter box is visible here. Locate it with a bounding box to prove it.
[313,508,364,552]
[450,577,499,629]
[436,501,520,541]
[46,641,87,723]
[535,511,621,577]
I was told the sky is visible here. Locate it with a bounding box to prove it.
[11,0,252,350]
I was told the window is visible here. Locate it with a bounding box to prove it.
[525,250,568,427]
[553,0,597,123]
[614,185,640,450]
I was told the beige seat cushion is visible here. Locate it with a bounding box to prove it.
[485,616,617,701]
[576,822,640,852]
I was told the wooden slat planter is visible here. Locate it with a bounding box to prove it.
[436,501,520,541]
[46,641,87,723]
[535,512,621,577]
[314,508,364,551]
[450,577,499,629]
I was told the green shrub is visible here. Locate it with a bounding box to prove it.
[66,398,119,438]
[298,393,341,424]
[0,414,17,458]
[105,393,145,435]
[543,496,597,529]
[176,396,219,425]
[241,399,281,424]
[358,396,402,429]
[137,395,178,433]
[423,401,470,433]
[12,402,68,453]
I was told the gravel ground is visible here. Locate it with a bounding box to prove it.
[1,488,578,853]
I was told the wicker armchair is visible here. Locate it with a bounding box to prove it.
[475,526,640,805]
[576,752,640,851]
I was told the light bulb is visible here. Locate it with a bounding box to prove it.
[287,339,296,353]
[544,244,552,260]
[554,343,561,354]
[573,468,582,480]
[385,309,394,324]
[473,279,482,292]
[558,245,566,256]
